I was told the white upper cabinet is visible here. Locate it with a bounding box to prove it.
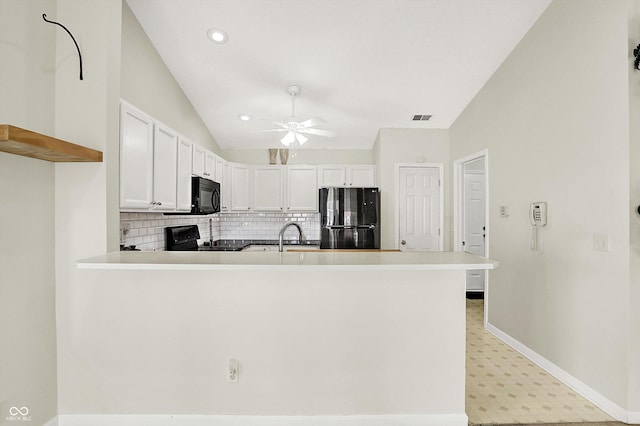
[230,163,252,211]
[318,165,376,187]
[192,144,205,177]
[318,165,346,187]
[204,150,216,179]
[176,137,193,212]
[214,155,224,183]
[253,166,284,211]
[286,165,318,211]
[347,165,376,187]
[119,102,154,210]
[221,161,231,212]
[151,123,179,211]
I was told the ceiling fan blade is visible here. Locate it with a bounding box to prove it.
[298,128,336,138]
[257,128,288,133]
[298,117,327,128]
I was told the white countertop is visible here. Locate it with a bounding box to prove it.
[77,250,498,271]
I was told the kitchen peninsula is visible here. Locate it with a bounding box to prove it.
[74,251,497,426]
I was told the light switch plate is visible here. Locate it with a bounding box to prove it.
[593,233,609,252]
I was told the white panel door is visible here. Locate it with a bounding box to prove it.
[176,137,193,212]
[152,124,178,211]
[119,103,154,209]
[398,166,441,251]
[463,166,486,291]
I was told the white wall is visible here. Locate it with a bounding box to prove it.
[450,0,631,411]
[58,267,467,420]
[628,1,640,415]
[120,3,220,154]
[54,0,122,414]
[222,148,374,165]
[374,128,450,249]
[0,1,58,424]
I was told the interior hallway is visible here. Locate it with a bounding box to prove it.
[465,299,623,425]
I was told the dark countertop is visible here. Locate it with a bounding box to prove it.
[200,239,320,251]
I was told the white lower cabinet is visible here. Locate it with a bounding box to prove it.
[286,165,318,211]
[253,166,284,211]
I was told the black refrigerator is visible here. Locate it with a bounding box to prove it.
[319,187,380,249]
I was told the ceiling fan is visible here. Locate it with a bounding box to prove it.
[261,85,335,146]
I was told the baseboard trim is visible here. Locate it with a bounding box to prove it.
[485,322,629,423]
[44,416,59,426]
[57,414,468,426]
[628,411,640,424]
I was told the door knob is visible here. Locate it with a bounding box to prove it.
[401,240,406,245]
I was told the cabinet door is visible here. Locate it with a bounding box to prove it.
[287,165,317,211]
[152,123,178,211]
[214,155,224,183]
[231,163,252,211]
[176,137,193,212]
[318,165,346,187]
[119,102,154,209]
[204,150,216,179]
[221,161,231,212]
[348,165,376,187]
[253,166,284,211]
[192,144,205,177]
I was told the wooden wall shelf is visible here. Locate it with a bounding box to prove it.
[0,124,103,162]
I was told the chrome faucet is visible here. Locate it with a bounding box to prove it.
[278,221,306,252]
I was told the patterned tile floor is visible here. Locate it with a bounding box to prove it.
[466,299,616,425]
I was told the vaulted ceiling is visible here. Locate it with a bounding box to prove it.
[126,0,551,150]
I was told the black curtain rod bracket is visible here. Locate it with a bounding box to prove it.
[42,13,83,80]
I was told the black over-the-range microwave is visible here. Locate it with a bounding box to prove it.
[191,176,220,214]
[166,176,220,215]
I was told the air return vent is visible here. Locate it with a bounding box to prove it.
[412,114,432,121]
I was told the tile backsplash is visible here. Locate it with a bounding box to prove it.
[121,211,320,251]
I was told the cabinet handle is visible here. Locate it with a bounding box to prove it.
[157,202,162,206]
[150,201,157,205]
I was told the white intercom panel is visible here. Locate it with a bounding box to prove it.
[530,202,547,252]
[530,202,547,227]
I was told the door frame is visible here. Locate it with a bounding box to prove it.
[395,163,444,251]
[453,150,490,322]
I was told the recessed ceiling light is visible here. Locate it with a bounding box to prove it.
[207,28,228,44]
[237,114,251,121]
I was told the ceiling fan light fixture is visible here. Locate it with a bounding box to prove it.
[280,131,295,146]
[207,28,228,44]
[296,132,308,145]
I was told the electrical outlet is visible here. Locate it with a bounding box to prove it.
[227,358,239,383]
[593,233,609,252]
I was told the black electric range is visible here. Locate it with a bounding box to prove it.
[165,225,247,251]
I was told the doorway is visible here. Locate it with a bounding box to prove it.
[396,163,443,251]
[454,151,489,302]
